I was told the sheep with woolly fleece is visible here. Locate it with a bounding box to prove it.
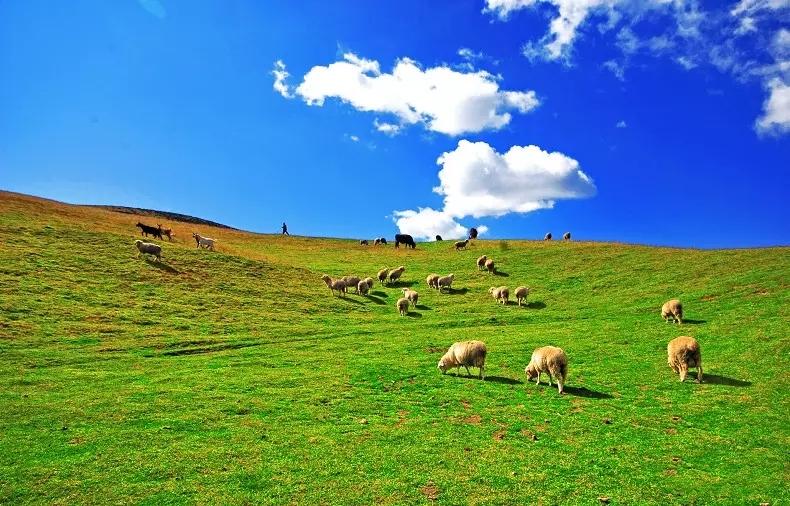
[544,232,552,241]
[489,286,510,305]
[320,274,347,297]
[342,276,362,294]
[476,255,487,271]
[363,277,375,290]
[563,232,571,241]
[667,336,702,383]
[401,288,419,307]
[661,299,683,324]
[426,273,439,290]
[437,340,487,380]
[485,259,495,274]
[454,239,469,250]
[357,280,370,296]
[377,268,389,285]
[436,273,455,293]
[396,297,410,316]
[525,345,568,394]
[192,233,216,251]
[134,240,161,262]
[514,286,530,306]
[388,266,406,283]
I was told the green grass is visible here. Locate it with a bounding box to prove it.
[1,190,789,505]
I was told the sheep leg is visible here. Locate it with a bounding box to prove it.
[679,365,688,382]
[464,365,472,377]
[479,366,485,380]
[535,372,541,386]
[696,364,703,383]
[547,373,554,387]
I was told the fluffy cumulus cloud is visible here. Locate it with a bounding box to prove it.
[393,141,596,239]
[485,0,790,135]
[271,53,540,136]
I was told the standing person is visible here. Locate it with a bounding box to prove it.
[282,222,290,235]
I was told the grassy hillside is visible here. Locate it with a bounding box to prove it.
[1,190,789,505]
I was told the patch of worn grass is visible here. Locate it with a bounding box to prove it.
[1,190,789,505]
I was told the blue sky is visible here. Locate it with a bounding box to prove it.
[1,0,789,248]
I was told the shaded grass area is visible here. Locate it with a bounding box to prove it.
[1,191,789,505]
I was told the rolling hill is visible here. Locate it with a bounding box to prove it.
[1,190,788,505]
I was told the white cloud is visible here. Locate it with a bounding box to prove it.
[392,208,470,241]
[756,78,790,134]
[272,60,293,98]
[393,140,596,238]
[349,135,359,142]
[603,59,626,80]
[374,119,401,136]
[616,120,627,128]
[274,52,540,136]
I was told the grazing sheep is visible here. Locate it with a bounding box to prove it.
[192,233,216,251]
[363,277,375,290]
[401,288,419,307]
[342,276,362,294]
[454,239,469,250]
[389,266,406,283]
[438,340,487,380]
[377,268,389,285]
[489,286,510,305]
[437,273,455,293]
[514,286,530,306]
[360,239,369,246]
[661,299,683,324]
[435,235,443,241]
[357,280,370,296]
[157,224,173,241]
[134,240,161,261]
[485,259,495,274]
[544,232,552,241]
[321,275,347,297]
[563,231,571,241]
[136,222,163,240]
[667,336,703,383]
[525,346,568,394]
[426,273,440,290]
[468,227,478,240]
[476,255,487,271]
[396,297,410,316]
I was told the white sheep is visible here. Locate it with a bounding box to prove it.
[514,286,530,306]
[667,336,702,383]
[377,268,389,285]
[476,255,487,271]
[485,259,495,274]
[525,345,568,394]
[134,240,161,262]
[389,266,406,283]
[342,276,362,294]
[321,275,347,297]
[437,273,455,293]
[357,279,370,296]
[192,233,216,251]
[489,286,510,305]
[438,340,487,380]
[426,273,440,289]
[454,239,469,250]
[661,299,683,324]
[401,287,419,307]
[396,297,410,316]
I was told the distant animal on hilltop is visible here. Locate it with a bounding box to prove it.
[360,239,369,246]
[158,224,173,241]
[454,239,469,250]
[435,235,443,241]
[136,222,163,240]
[563,231,571,241]
[544,232,552,241]
[394,234,415,249]
[468,227,478,240]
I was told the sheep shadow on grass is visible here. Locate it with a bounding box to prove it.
[389,280,418,288]
[415,304,431,310]
[525,301,546,309]
[562,386,613,399]
[441,287,470,295]
[338,296,364,304]
[365,295,387,305]
[484,375,523,385]
[144,259,180,274]
[405,311,422,318]
[492,270,509,277]
[370,291,388,298]
[702,374,751,387]
[681,319,706,325]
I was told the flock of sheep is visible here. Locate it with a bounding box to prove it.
[321,239,702,393]
[132,221,701,392]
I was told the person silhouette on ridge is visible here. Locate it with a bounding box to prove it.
[282,222,290,235]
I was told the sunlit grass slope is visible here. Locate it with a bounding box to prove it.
[1,190,789,505]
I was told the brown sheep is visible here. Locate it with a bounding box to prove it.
[667,336,702,382]
[396,297,410,316]
[485,259,495,274]
[476,255,487,271]
[377,268,389,285]
[321,275,347,297]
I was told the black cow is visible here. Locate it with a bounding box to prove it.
[435,235,443,241]
[468,227,478,240]
[394,234,416,249]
